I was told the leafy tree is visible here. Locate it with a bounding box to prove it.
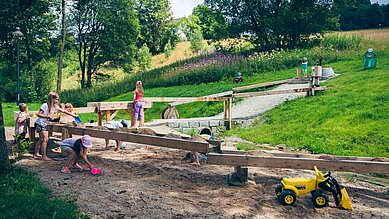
[71,0,139,88]
[193,4,230,40]
[190,30,204,54]
[177,15,202,41]
[0,101,10,174]
[164,40,173,58]
[205,0,336,50]
[0,0,56,101]
[137,0,178,55]
[137,44,152,71]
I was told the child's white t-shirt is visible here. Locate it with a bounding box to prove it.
[35,103,57,126]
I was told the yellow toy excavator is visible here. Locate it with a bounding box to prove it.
[275,166,353,210]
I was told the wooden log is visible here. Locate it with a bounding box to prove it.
[143,97,228,103]
[207,153,389,174]
[221,150,378,162]
[47,124,210,153]
[297,68,302,80]
[232,79,292,92]
[233,87,326,98]
[228,97,232,130]
[87,101,152,112]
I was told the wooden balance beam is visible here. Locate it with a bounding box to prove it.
[207,152,389,186]
[207,153,389,174]
[232,79,292,92]
[233,87,326,98]
[47,123,221,153]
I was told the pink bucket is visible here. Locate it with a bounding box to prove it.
[90,168,103,175]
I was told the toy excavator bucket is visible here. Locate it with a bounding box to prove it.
[340,188,353,211]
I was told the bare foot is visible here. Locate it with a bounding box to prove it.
[191,162,201,166]
[33,154,42,159]
[42,156,53,161]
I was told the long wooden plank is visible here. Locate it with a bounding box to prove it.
[47,124,211,153]
[233,87,326,98]
[143,97,228,103]
[221,150,376,162]
[170,91,233,106]
[87,101,152,112]
[232,79,292,92]
[207,153,389,174]
[13,106,96,120]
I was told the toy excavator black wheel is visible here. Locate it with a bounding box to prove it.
[279,190,296,206]
[312,191,329,208]
[275,184,283,197]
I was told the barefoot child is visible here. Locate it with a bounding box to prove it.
[133,81,144,127]
[60,134,95,173]
[34,92,76,160]
[15,103,29,139]
[103,120,127,151]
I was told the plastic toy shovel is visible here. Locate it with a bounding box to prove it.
[75,116,82,124]
[90,167,103,175]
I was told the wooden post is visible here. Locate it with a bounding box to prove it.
[97,112,105,126]
[27,118,36,150]
[228,97,232,130]
[105,110,111,122]
[297,68,302,80]
[227,166,248,186]
[61,128,69,140]
[223,101,227,120]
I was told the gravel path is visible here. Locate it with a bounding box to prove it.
[212,83,309,120]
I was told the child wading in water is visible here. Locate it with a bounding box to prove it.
[34,92,76,160]
[60,135,95,173]
[133,81,144,127]
[15,103,29,140]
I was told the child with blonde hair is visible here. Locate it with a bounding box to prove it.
[34,92,76,160]
[133,81,144,127]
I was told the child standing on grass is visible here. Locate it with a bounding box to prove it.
[15,103,29,139]
[133,81,144,127]
[59,135,95,174]
[34,92,76,161]
[302,57,308,78]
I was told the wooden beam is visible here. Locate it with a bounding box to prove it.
[143,97,228,103]
[233,87,326,98]
[13,106,96,120]
[87,101,152,112]
[232,79,292,92]
[47,124,211,153]
[207,153,389,174]
[221,150,378,162]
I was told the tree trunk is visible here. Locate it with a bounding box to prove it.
[57,0,66,93]
[0,101,11,174]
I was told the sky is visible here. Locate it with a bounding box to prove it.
[170,0,203,19]
[169,0,389,19]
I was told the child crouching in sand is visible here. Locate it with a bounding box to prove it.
[60,135,95,173]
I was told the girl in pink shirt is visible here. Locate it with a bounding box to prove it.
[133,81,144,127]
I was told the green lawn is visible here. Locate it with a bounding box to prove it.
[226,57,389,157]
[0,168,89,219]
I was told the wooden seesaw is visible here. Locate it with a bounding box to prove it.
[46,123,389,187]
